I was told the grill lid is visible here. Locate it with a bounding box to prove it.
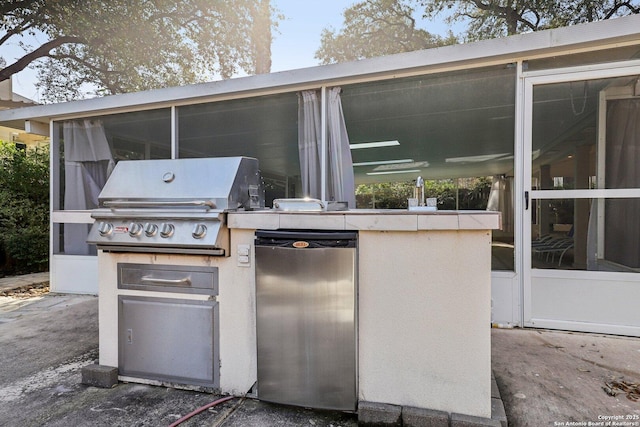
[97,157,263,211]
[87,157,263,256]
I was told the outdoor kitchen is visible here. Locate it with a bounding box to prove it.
[85,156,500,425]
[3,15,640,427]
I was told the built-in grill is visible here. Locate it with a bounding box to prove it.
[87,157,263,256]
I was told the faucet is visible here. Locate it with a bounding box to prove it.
[415,176,425,206]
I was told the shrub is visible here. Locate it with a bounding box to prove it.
[0,141,49,275]
[356,177,491,210]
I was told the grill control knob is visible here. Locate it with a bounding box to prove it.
[192,223,207,239]
[129,222,143,237]
[144,223,158,237]
[98,222,113,236]
[160,223,175,238]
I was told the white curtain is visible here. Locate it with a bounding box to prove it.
[602,99,640,268]
[297,88,355,207]
[327,87,356,207]
[487,175,514,233]
[63,120,114,255]
[298,90,323,199]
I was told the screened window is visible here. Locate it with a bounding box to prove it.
[178,93,300,206]
[340,65,517,270]
[54,108,171,255]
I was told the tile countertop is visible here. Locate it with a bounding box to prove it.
[227,209,501,231]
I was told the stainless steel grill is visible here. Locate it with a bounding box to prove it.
[87,157,263,255]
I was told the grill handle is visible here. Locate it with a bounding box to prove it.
[103,200,216,209]
[140,275,192,287]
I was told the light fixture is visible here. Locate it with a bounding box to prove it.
[366,169,422,176]
[445,153,511,163]
[349,140,400,150]
[373,161,429,171]
[353,159,413,167]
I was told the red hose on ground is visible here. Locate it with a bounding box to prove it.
[168,395,235,427]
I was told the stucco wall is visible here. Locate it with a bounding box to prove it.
[358,229,492,418]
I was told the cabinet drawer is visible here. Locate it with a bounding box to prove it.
[118,263,218,295]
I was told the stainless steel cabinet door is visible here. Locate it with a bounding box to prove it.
[118,296,219,388]
[256,245,357,411]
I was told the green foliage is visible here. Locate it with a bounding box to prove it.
[316,0,457,64]
[317,0,639,62]
[0,0,278,102]
[356,181,415,208]
[355,177,491,209]
[416,0,640,41]
[0,141,49,275]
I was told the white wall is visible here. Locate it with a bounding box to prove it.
[51,254,98,294]
[491,271,520,327]
[358,230,492,418]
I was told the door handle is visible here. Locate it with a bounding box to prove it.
[525,191,529,210]
[140,275,191,287]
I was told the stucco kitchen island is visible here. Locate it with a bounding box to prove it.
[231,209,501,423]
[95,209,500,425]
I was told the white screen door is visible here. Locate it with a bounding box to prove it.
[522,63,640,336]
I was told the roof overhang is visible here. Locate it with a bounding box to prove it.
[1,14,640,131]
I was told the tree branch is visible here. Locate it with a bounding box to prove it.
[0,36,84,82]
[0,22,37,46]
[47,53,123,76]
[0,0,39,16]
[46,53,129,94]
[604,1,640,19]
[469,0,537,33]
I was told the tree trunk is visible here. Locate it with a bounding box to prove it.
[251,0,272,75]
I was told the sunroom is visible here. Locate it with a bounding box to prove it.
[1,14,640,336]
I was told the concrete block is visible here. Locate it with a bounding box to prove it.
[358,401,402,426]
[451,412,501,427]
[491,398,508,427]
[402,406,449,427]
[81,364,118,388]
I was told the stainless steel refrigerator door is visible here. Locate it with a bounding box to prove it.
[256,245,357,411]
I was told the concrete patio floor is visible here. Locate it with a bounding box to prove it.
[492,327,640,427]
[1,274,639,426]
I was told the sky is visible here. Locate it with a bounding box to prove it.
[3,0,455,102]
[270,0,354,72]
[271,0,455,71]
